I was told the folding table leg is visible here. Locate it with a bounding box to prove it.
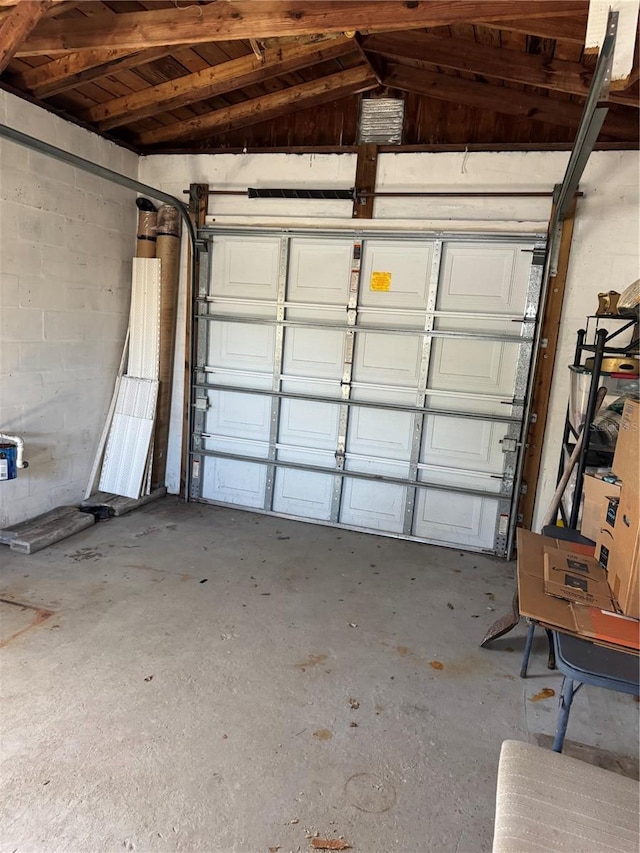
[553,676,575,752]
[520,622,536,678]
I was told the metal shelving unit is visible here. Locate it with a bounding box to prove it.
[556,314,639,529]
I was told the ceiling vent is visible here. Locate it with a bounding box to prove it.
[357,97,405,145]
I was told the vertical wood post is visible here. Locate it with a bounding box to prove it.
[352,143,378,219]
[519,197,578,529]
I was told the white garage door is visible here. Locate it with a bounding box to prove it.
[190,229,544,556]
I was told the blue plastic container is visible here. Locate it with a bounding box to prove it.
[0,444,17,481]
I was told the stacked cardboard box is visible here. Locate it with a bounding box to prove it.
[581,473,621,542]
[594,399,639,619]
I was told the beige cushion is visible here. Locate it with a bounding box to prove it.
[493,740,640,853]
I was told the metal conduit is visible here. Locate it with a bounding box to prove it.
[0,122,199,500]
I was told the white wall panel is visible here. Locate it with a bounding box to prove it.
[99,377,158,499]
[128,258,161,380]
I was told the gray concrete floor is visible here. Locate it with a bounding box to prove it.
[1,497,638,853]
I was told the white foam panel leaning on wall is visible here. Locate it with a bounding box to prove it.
[99,376,159,499]
[128,257,162,380]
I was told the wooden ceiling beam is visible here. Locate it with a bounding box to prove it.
[481,16,587,43]
[0,0,53,73]
[16,1,588,56]
[136,64,378,147]
[384,64,637,140]
[11,46,178,99]
[362,32,639,108]
[80,36,357,131]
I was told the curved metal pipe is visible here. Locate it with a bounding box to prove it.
[0,122,198,497]
[0,433,26,468]
[0,123,196,246]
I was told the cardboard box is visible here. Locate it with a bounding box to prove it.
[572,605,640,651]
[581,474,621,542]
[612,398,639,498]
[543,547,613,609]
[518,529,590,634]
[517,529,639,652]
[595,496,619,570]
[606,483,640,619]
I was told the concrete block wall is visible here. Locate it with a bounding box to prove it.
[0,92,138,528]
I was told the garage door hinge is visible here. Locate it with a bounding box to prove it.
[500,437,520,453]
[195,397,209,411]
[531,247,546,266]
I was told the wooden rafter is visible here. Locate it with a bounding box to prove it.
[482,15,587,43]
[135,65,378,147]
[80,36,357,131]
[15,1,588,56]
[384,64,637,139]
[11,46,175,99]
[362,32,639,108]
[0,0,52,73]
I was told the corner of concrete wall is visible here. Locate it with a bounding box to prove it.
[0,92,139,527]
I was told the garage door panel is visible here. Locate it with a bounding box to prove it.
[424,390,512,417]
[278,398,340,450]
[288,238,352,305]
[208,321,275,374]
[347,406,414,461]
[437,243,531,314]
[205,390,271,442]
[201,453,267,508]
[360,240,433,310]
[210,236,281,300]
[414,489,498,549]
[283,326,345,380]
[340,479,406,532]
[353,332,422,387]
[273,448,335,520]
[428,338,518,396]
[421,414,504,473]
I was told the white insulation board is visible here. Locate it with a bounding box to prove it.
[128,257,161,380]
[99,377,159,499]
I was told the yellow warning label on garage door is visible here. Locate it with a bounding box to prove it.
[370,271,392,291]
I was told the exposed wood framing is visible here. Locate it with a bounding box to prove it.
[363,32,639,107]
[352,143,378,218]
[81,37,356,131]
[0,0,52,73]
[482,16,587,43]
[12,46,175,99]
[181,184,209,497]
[519,198,578,531]
[16,1,588,56]
[136,65,378,147]
[383,64,637,139]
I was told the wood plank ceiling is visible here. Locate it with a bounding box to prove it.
[0,0,638,152]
